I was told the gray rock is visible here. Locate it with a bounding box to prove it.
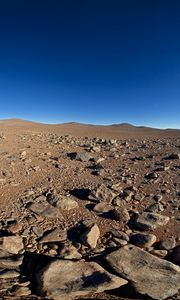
[105,244,180,299]
[130,233,156,248]
[95,184,117,203]
[27,202,64,219]
[37,259,127,299]
[56,196,78,210]
[112,206,130,223]
[111,230,129,242]
[69,152,92,162]
[145,202,164,212]
[93,202,112,213]
[135,212,169,230]
[38,228,67,243]
[159,237,176,250]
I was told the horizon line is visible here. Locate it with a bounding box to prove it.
[0,117,180,131]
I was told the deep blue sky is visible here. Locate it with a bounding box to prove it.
[0,0,180,128]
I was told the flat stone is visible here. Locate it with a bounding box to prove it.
[145,202,164,212]
[105,244,180,299]
[0,236,24,254]
[111,230,129,242]
[0,269,20,279]
[0,249,15,258]
[93,202,112,213]
[150,249,168,258]
[37,259,127,300]
[130,233,157,248]
[38,228,67,243]
[0,256,23,268]
[27,202,64,219]
[11,286,31,297]
[135,212,169,230]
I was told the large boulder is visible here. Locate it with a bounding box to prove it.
[36,259,127,300]
[105,244,180,299]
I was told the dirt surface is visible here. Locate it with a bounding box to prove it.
[0,119,180,300]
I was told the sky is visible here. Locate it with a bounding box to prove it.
[0,0,180,128]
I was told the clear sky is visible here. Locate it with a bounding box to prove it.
[0,0,180,128]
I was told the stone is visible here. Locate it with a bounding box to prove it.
[11,286,31,297]
[111,182,123,192]
[112,237,128,246]
[93,202,112,213]
[150,249,168,258]
[27,202,64,219]
[37,259,127,299]
[56,196,78,210]
[135,212,169,230]
[145,172,158,179]
[7,221,23,234]
[145,202,164,212]
[111,230,129,242]
[59,242,82,260]
[105,244,180,299]
[112,205,130,223]
[80,223,100,249]
[0,256,23,268]
[38,228,67,243]
[130,233,157,248]
[154,194,163,202]
[69,152,92,162]
[95,184,117,203]
[159,237,176,250]
[0,236,24,254]
[0,269,20,279]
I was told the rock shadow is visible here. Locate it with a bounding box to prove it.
[70,188,91,200]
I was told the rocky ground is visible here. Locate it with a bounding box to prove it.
[0,120,180,300]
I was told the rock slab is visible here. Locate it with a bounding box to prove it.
[37,259,127,300]
[105,244,180,299]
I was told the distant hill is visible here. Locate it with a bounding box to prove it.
[0,118,179,139]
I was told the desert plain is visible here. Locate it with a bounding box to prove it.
[0,119,180,300]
